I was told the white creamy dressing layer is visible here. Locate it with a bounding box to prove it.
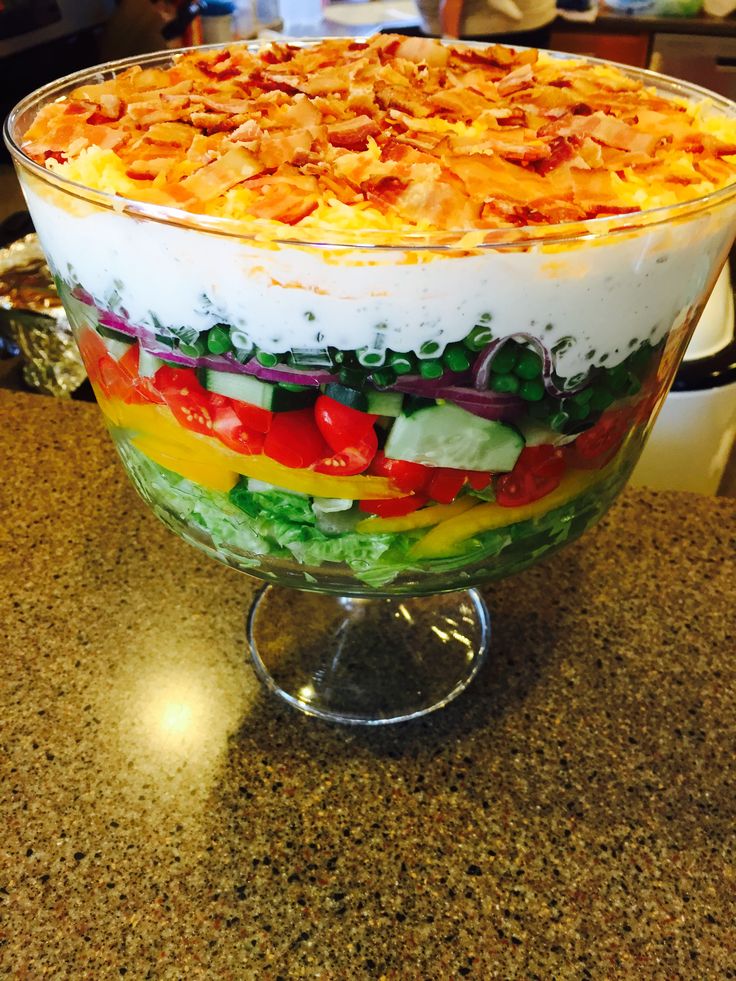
[23,182,735,382]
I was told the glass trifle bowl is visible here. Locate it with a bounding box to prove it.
[6,37,736,723]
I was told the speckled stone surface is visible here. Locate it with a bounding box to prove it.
[1,389,735,980]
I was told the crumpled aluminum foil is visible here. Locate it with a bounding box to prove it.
[0,233,86,397]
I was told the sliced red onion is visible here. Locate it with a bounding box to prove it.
[470,338,507,391]
[139,346,199,368]
[389,371,472,397]
[126,332,337,382]
[135,345,255,373]
[71,286,95,306]
[390,374,522,419]
[240,359,338,387]
[440,390,524,421]
[97,309,141,338]
[472,333,587,399]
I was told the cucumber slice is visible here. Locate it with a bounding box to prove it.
[138,349,164,379]
[199,367,315,411]
[384,402,524,472]
[99,333,133,361]
[97,323,133,344]
[323,383,368,411]
[365,389,403,417]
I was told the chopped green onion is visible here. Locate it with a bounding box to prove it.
[589,387,615,412]
[279,382,313,392]
[256,350,280,367]
[605,364,630,395]
[357,348,385,368]
[370,368,396,388]
[564,399,589,421]
[464,324,494,352]
[550,411,570,432]
[179,337,207,358]
[419,339,441,357]
[288,347,332,367]
[387,352,414,376]
[206,325,232,355]
[570,387,594,408]
[339,367,366,388]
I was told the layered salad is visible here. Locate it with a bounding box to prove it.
[12,36,736,590]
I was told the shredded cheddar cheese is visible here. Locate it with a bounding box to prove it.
[21,36,736,234]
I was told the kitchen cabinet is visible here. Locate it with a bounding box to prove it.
[550,9,736,80]
[650,32,736,97]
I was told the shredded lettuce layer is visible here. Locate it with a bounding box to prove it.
[119,441,627,587]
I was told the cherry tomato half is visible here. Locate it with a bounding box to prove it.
[426,468,467,505]
[154,365,215,436]
[464,470,492,492]
[208,392,272,436]
[118,345,166,405]
[96,354,135,402]
[424,468,491,504]
[229,397,273,434]
[359,493,429,518]
[209,399,265,455]
[76,326,109,389]
[564,408,631,470]
[495,444,565,507]
[314,395,377,452]
[312,427,378,476]
[263,408,331,469]
[367,451,430,493]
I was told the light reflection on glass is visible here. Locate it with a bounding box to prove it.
[450,630,472,649]
[397,603,414,624]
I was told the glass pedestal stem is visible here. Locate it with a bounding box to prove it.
[247,586,491,725]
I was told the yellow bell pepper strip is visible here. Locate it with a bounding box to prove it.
[355,496,479,535]
[100,397,405,500]
[131,435,239,493]
[98,396,198,448]
[222,450,405,500]
[410,466,611,559]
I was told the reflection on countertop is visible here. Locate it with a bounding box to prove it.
[2,388,736,977]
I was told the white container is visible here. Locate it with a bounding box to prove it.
[631,265,736,495]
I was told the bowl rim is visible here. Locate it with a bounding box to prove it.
[4,36,736,251]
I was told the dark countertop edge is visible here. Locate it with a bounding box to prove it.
[375,8,736,37]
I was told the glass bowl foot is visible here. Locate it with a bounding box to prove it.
[247,586,491,725]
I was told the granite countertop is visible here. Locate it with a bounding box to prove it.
[2,388,735,978]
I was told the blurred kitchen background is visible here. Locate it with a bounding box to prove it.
[1,0,735,493]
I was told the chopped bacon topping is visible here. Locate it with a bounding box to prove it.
[327,114,380,150]
[21,35,736,231]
